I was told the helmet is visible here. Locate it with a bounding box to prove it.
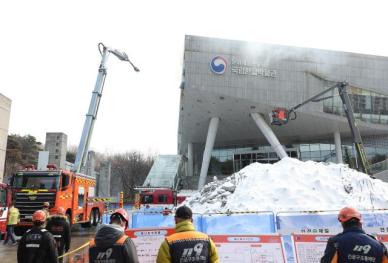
[43,202,50,208]
[338,207,362,223]
[110,208,129,228]
[33,210,47,223]
[56,207,66,216]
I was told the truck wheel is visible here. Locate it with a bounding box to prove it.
[66,212,72,226]
[93,210,100,226]
[81,211,93,228]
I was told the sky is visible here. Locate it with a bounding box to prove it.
[1,0,388,156]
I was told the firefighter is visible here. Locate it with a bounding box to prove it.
[42,202,50,219]
[321,207,388,263]
[3,201,19,245]
[17,210,58,263]
[89,208,139,263]
[46,207,71,261]
[156,206,219,263]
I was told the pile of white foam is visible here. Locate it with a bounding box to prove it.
[184,158,388,214]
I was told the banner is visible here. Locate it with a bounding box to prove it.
[202,212,276,234]
[126,227,175,263]
[210,235,286,263]
[292,234,332,263]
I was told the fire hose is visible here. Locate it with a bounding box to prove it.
[58,241,90,259]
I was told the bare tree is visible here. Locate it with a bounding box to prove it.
[108,152,154,201]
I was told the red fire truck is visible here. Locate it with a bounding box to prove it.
[0,183,10,238]
[11,164,104,232]
[135,187,193,209]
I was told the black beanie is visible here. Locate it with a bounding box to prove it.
[175,205,192,219]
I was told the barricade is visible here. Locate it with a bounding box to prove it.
[201,211,276,234]
[67,208,388,262]
[276,209,388,262]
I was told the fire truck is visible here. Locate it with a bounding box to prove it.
[10,43,139,233]
[0,183,10,238]
[10,164,104,229]
[135,187,193,209]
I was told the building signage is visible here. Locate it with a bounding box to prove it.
[231,56,277,78]
[210,56,277,78]
[210,56,227,75]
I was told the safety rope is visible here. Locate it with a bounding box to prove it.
[58,241,90,259]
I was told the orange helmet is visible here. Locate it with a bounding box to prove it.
[33,210,47,223]
[110,208,129,228]
[338,207,362,223]
[56,207,66,216]
[43,202,50,208]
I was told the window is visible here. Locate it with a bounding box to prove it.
[56,143,59,146]
[55,155,59,159]
[0,189,6,206]
[78,187,85,208]
[13,174,59,190]
[141,195,153,204]
[55,149,59,153]
[158,195,168,203]
[89,187,95,197]
[61,174,70,189]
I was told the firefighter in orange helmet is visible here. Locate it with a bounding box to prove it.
[17,210,58,263]
[89,208,139,263]
[321,207,388,263]
[46,207,71,261]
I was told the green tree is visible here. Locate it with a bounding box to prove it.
[4,134,43,181]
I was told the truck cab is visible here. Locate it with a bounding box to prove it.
[10,165,104,231]
[136,187,189,210]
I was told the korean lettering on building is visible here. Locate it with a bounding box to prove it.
[231,56,277,78]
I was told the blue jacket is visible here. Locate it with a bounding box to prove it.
[321,226,388,263]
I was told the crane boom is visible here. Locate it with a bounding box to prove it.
[72,43,139,173]
[270,82,371,175]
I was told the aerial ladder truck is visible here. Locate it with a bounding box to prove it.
[10,43,139,232]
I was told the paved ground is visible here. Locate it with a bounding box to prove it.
[0,225,96,263]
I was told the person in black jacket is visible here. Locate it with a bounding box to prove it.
[321,207,388,263]
[17,210,58,263]
[46,207,71,261]
[89,208,139,263]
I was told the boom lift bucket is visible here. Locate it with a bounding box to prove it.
[270,108,289,126]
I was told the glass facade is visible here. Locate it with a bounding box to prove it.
[143,155,183,188]
[209,145,298,176]
[208,142,388,176]
[323,86,388,125]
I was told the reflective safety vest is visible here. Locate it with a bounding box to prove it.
[89,235,129,263]
[166,231,211,263]
[8,206,19,225]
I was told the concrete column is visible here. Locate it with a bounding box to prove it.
[251,113,288,159]
[334,131,343,163]
[198,117,220,190]
[188,143,194,177]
